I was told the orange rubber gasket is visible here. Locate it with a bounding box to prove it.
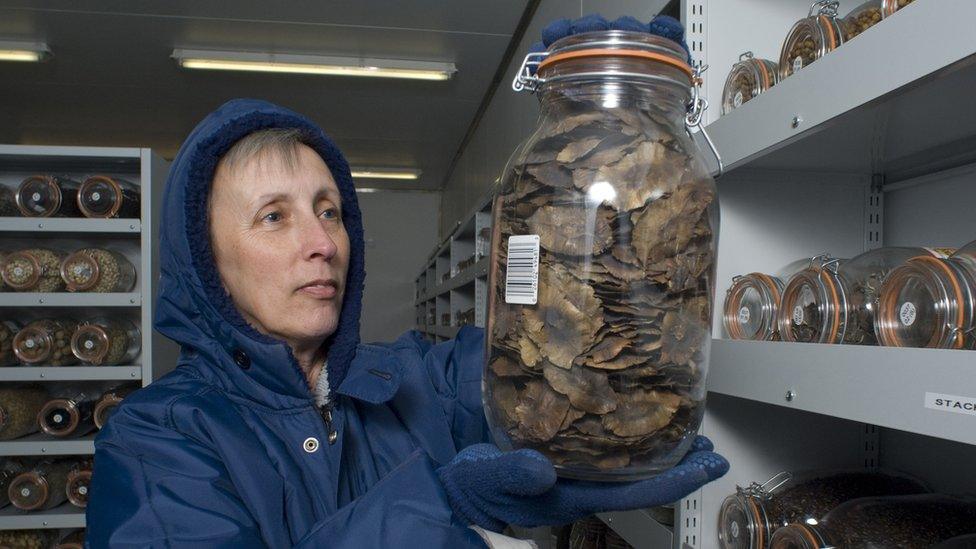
[755,59,773,88]
[913,256,966,349]
[537,48,694,79]
[819,15,841,49]
[746,497,765,549]
[818,268,843,344]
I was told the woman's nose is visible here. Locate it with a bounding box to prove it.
[299,214,338,261]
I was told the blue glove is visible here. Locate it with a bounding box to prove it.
[437,436,728,532]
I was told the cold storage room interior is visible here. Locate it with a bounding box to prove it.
[1,0,975,547]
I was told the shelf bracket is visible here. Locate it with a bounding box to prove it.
[864,174,884,250]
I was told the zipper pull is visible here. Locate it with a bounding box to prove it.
[319,404,338,445]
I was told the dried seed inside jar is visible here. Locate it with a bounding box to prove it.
[60,248,136,293]
[843,2,883,41]
[13,319,80,366]
[56,529,86,549]
[0,185,18,217]
[71,318,141,365]
[0,529,59,549]
[0,320,21,366]
[1,249,67,292]
[0,386,48,440]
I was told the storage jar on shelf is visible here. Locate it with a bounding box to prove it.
[13,319,80,366]
[1,248,68,292]
[60,247,137,292]
[71,317,141,365]
[94,383,139,429]
[877,239,976,349]
[0,320,20,366]
[779,1,844,80]
[718,469,928,549]
[37,389,97,438]
[723,260,811,341]
[0,386,48,440]
[0,458,27,508]
[15,175,82,217]
[8,458,75,511]
[721,52,779,114]
[77,175,141,218]
[840,0,884,41]
[485,30,719,481]
[65,460,92,508]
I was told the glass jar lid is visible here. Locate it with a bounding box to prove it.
[718,492,767,549]
[722,52,779,114]
[94,393,124,429]
[12,324,54,364]
[724,273,784,340]
[65,467,92,507]
[1,251,42,290]
[779,1,844,80]
[15,175,63,217]
[71,323,111,364]
[60,250,101,291]
[877,257,970,349]
[78,176,124,218]
[8,471,49,510]
[778,258,846,343]
[38,399,79,437]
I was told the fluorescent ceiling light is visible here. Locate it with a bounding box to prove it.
[351,168,422,181]
[172,49,455,81]
[0,41,50,62]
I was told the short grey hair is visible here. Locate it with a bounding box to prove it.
[216,127,309,177]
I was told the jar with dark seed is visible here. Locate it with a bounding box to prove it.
[56,530,86,549]
[15,175,81,217]
[8,458,75,510]
[13,319,79,366]
[77,175,141,219]
[0,458,27,508]
[94,383,139,429]
[0,185,18,216]
[60,248,136,292]
[37,390,97,438]
[0,529,59,549]
[0,320,21,366]
[65,459,93,508]
[2,248,68,292]
[779,1,844,79]
[71,318,141,365]
[0,386,48,440]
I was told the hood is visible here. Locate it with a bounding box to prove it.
[154,98,365,402]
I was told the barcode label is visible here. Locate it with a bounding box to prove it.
[505,235,540,305]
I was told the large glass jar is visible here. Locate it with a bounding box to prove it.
[717,469,927,549]
[71,318,141,365]
[721,52,779,114]
[77,175,141,218]
[779,1,844,80]
[15,175,81,217]
[60,248,136,293]
[769,494,976,548]
[37,390,96,438]
[13,319,79,366]
[8,459,74,511]
[723,260,811,341]
[65,460,92,508]
[0,386,48,440]
[877,239,976,349]
[778,248,952,345]
[0,320,21,366]
[485,30,719,481]
[1,249,67,292]
[94,383,138,429]
[0,459,27,508]
[0,529,59,548]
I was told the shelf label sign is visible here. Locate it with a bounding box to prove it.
[925,392,976,417]
[504,235,540,305]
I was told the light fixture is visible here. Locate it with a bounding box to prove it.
[0,41,50,63]
[172,49,455,81]
[351,168,422,181]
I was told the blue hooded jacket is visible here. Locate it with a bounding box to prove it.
[86,99,489,548]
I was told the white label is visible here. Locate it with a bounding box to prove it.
[78,486,88,495]
[737,306,751,325]
[53,413,63,423]
[792,305,805,325]
[900,302,917,327]
[84,340,95,350]
[91,191,101,201]
[505,235,540,305]
[20,488,29,497]
[24,339,35,349]
[792,56,804,72]
[730,521,740,539]
[31,192,41,202]
[12,266,23,277]
[925,392,976,416]
[733,90,744,108]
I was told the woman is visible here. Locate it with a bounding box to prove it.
[86,93,726,546]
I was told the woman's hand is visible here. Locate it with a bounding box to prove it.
[436,436,728,532]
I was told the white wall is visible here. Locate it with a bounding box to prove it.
[359,190,441,342]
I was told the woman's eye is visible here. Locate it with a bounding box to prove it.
[262,211,282,223]
[320,208,339,220]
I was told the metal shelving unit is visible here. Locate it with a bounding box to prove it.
[0,145,167,530]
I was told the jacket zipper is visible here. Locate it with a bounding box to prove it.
[318,402,338,445]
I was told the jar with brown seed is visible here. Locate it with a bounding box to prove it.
[56,530,86,549]
[0,458,27,508]
[37,390,97,438]
[0,386,48,440]
[13,319,79,366]
[779,1,844,80]
[0,185,18,216]
[0,529,59,549]
[0,320,21,366]
[71,318,141,365]
[77,175,141,219]
[1,248,68,292]
[721,52,780,115]
[886,0,914,15]
[15,175,82,217]
[94,383,139,429]
[65,460,92,508]
[841,0,884,42]
[60,247,136,292]
[8,458,75,511]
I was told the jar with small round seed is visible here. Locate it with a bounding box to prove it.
[779,1,844,80]
[15,175,82,217]
[0,529,59,549]
[1,249,68,292]
[0,458,27,508]
[56,530,86,549]
[94,383,139,429]
[71,318,141,365]
[8,458,74,511]
[65,460,92,508]
[78,175,141,219]
[841,0,887,42]
[721,52,779,114]
[60,248,136,293]
[0,185,18,216]
[38,390,96,438]
[13,319,79,366]
[0,320,21,366]
[886,0,914,15]
[0,386,48,440]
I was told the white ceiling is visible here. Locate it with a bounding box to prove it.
[0,1,529,189]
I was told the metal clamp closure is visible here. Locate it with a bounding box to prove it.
[686,64,724,178]
[809,0,840,17]
[512,51,550,92]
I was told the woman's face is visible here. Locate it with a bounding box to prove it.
[209,144,350,349]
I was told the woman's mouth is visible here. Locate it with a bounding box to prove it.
[298,279,338,299]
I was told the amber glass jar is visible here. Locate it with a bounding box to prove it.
[37,390,96,438]
[15,175,81,217]
[485,30,718,481]
[0,386,48,440]
[71,318,141,365]
[721,52,779,114]
[13,319,80,366]
[8,459,74,510]
[94,383,139,429]
[60,248,137,293]
[78,175,141,218]
[779,1,844,79]
[1,248,67,292]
